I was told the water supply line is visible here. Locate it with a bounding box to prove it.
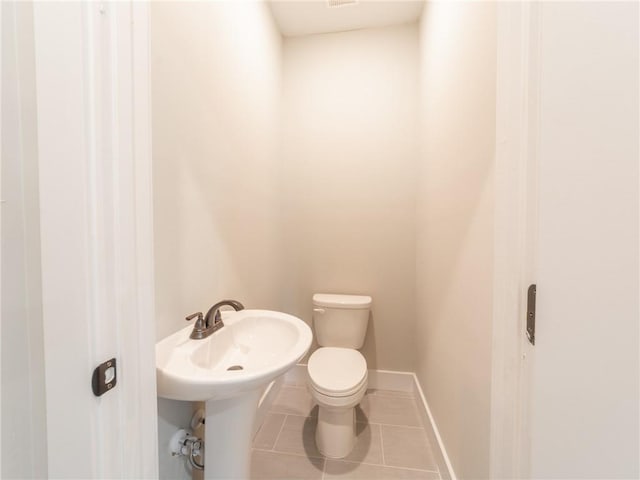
[169,429,204,471]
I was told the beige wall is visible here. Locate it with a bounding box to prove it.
[281,24,419,371]
[151,2,283,478]
[416,2,496,478]
[152,1,283,341]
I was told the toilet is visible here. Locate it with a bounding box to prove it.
[307,293,372,458]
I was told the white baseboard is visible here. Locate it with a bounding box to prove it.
[413,373,457,480]
[367,369,415,392]
[284,364,415,392]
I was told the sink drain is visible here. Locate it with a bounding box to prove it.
[226,365,243,371]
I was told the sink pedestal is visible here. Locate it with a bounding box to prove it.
[204,389,262,479]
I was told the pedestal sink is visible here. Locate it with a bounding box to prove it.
[156,309,312,479]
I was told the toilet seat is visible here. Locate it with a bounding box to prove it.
[308,347,367,397]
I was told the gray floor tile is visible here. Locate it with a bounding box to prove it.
[357,394,423,427]
[325,460,440,479]
[273,415,322,458]
[250,450,324,479]
[252,387,444,479]
[253,413,286,450]
[367,389,416,398]
[342,422,384,465]
[272,414,385,466]
[271,386,317,417]
[381,425,439,471]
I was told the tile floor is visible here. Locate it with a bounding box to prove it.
[250,385,446,479]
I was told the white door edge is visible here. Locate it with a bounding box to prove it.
[32,2,157,477]
[0,1,4,475]
[490,1,541,478]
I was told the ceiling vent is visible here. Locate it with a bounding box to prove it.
[326,0,358,8]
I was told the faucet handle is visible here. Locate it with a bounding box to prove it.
[185,312,204,326]
[186,312,203,322]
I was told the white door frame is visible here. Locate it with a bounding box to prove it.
[490,1,541,478]
[0,2,4,475]
[32,2,157,477]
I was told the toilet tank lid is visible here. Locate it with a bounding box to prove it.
[313,293,372,309]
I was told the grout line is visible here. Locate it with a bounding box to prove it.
[274,410,425,430]
[253,447,324,462]
[327,459,440,474]
[368,390,416,398]
[252,447,440,474]
[361,421,425,429]
[253,447,313,458]
[379,423,386,466]
[271,413,288,451]
[275,412,316,419]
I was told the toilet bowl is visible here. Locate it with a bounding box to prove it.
[306,293,372,458]
[308,347,368,458]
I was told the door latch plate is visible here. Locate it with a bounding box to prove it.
[92,358,117,396]
[526,284,536,345]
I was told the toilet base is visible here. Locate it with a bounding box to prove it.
[315,405,357,458]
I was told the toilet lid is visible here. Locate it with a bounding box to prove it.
[308,347,367,397]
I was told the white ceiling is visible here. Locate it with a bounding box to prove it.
[268,0,424,37]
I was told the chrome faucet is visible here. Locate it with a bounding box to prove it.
[185,299,245,340]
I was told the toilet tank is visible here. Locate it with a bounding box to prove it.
[312,293,372,349]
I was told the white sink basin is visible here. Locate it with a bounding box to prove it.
[156,309,312,401]
[155,309,312,479]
